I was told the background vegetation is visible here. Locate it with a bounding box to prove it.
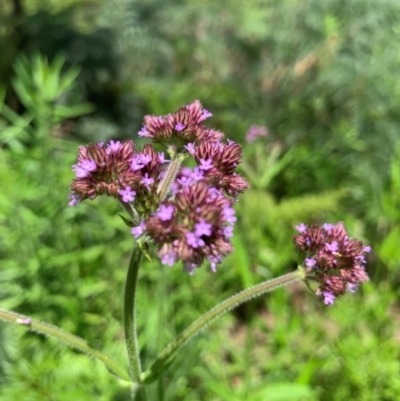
[1,0,400,400]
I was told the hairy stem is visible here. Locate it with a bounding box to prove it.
[157,155,185,202]
[0,308,130,382]
[119,199,140,225]
[124,242,144,383]
[141,270,302,383]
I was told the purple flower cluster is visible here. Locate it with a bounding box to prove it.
[132,179,236,274]
[245,125,268,143]
[190,140,249,197]
[138,100,223,147]
[70,101,249,273]
[69,140,166,214]
[134,101,249,272]
[293,222,370,305]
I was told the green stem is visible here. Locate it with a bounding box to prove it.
[124,241,144,384]
[0,308,130,382]
[141,270,302,384]
[157,155,185,202]
[119,199,140,225]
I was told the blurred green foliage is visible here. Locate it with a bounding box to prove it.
[1,0,400,400]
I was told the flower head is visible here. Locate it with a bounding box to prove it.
[69,140,163,214]
[70,102,250,275]
[193,140,249,197]
[136,181,236,273]
[293,222,370,305]
[141,100,222,148]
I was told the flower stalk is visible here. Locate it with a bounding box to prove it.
[157,154,185,202]
[0,308,130,382]
[140,269,302,384]
[124,241,145,383]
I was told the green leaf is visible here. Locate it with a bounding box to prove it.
[232,232,254,287]
[58,67,81,94]
[52,103,95,121]
[253,383,314,401]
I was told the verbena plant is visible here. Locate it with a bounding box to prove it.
[0,98,371,400]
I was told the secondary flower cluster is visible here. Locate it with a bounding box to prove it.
[132,178,236,274]
[138,100,223,148]
[245,125,268,143]
[69,100,249,273]
[69,140,166,215]
[293,222,370,305]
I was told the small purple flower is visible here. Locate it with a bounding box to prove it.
[161,250,177,266]
[325,241,339,253]
[141,173,155,189]
[177,176,193,187]
[130,149,154,172]
[68,193,80,207]
[185,143,196,155]
[131,222,146,238]
[156,204,174,221]
[138,126,152,137]
[72,159,97,178]
[356,254,367,263]
[207,187,222,202]
[348,283,359,293]
[209,255,222,272]
[186,232,205,248]
[222,206,237,224]
[227,139,235,145]
[295,223,307,233]
[199,158,213,171]
[194,219,212,237]
[190,167,204,182]
[80,159,97,172]
[72,165,88,178]
[323,291,336,306]
[224,225,234,238]
[305,258,316,267]
[183,263,196,275]
[363,246,371,253]
[137,154,152,166]
[199,109,213,121]
[175,122,185,131]
[322,223,334,233]
[158,152,168,164]
[118,186,136,203]
[130,156,145,171]
[107,140,122,153]
[181,167,192,176]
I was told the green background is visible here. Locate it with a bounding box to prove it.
[1,0,400,400]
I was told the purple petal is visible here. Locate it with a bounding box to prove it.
[295,223,307,233]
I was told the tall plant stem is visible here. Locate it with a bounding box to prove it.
[141,270,302,384]
[0,308,130,382]
[124,241,144,384]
